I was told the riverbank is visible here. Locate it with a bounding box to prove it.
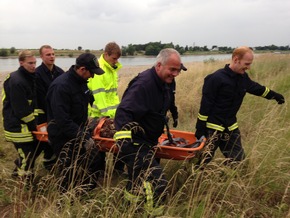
[0,54,233,72]
[0,64,151,86]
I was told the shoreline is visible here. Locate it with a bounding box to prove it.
[0,65,152,84]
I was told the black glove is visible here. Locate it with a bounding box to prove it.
[173,118,178,128]
[273,92,285,104]
[195,129,205,140]
[172,113,178,128]
[195,119,206,140]
[267,90,285,104]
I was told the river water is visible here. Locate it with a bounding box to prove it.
[0,54,231,73]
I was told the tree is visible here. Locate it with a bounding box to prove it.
[121,46,127,56]
[10,47,16,54]
[126,44,135,56]
[145,44,160,56]
[212,45,218,50]
[0,48,8,57]
[163,42,174,49]
[77,46,82,51]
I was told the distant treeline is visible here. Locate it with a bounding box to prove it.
[121,42,290,56]
[1,43,289,57]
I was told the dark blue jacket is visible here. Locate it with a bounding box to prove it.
[2,67,37,142]
[197,64,275,131]
[46,66,91,150]
[115,67,171,146]
[35,63,64,124]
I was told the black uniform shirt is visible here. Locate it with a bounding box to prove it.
[35,63,64,123]
[199,64,267,127]
[115,67,171,146]
[2,66,37,132]
[46,66,90,141]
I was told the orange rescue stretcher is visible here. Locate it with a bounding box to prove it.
[33,118,206,160]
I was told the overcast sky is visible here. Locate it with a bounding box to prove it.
[1,0,289,50]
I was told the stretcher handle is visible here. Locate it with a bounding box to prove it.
[94,117,107,136]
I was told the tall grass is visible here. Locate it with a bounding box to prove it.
[0,54,290,217]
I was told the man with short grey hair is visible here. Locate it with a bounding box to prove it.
[114,48,185,215]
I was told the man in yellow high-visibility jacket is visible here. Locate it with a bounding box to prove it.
[88,42,122,118]
[87,42,122,173]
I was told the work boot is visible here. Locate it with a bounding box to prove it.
[11,167,19,179]
[11,168,35,189]
[43,154,57,171]
[144,204,165,216]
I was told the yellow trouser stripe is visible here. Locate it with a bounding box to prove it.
[124,190,142,203]
[16,148,33,176]
[143,181,154,209]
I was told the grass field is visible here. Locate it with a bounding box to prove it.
[0,53,289,217]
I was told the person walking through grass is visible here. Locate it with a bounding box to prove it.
[114,48,184,215]
[46,53,104,193]
[35,45,65,171]
[195,46,285,167]
[2,50,41,182]
[87,42,124,175]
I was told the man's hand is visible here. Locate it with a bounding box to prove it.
[195,129,205,140]
[273,92,285,104]
[195,119,207,140]
[173,119,178,128]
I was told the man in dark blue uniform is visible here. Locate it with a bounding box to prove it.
[195,46,285,167]
[114,48,183,215]
[2,50,40,181]
[35,45,65,170]
[46,53,104,193]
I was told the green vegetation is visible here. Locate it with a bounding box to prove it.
[1,43,289,58]
[0,48,9,57]
[0,48,102,58]
[121,42,290,56]
[0,54,290,217]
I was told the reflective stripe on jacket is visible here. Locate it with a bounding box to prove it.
[87,54,122,118]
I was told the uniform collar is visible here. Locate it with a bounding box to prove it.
[151,66,167,90]
[40,62,55,73]
[69,65,88,84]
[99,53,122,71]
[224,64,245,78]
[18,66,35,78]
